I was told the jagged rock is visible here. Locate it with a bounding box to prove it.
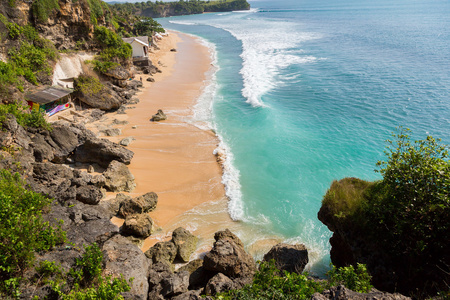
[118,192,158,218]
[120,137,135,146]
[104,65,132,80]
[128,98,140,105]
[128,80,143,90]
[49,125,80,163]
[100,193,130,218]
[263,243,309,274]
[74,81,123,111]
[203,229,256,280]
[103,235,150,300]
[76,185,103,205]
[172,227,198,263]
[177,259,212,290]
[311,285,411,300]
[30,133,54,162]
[90,174,106,187]
[71,169,93,186]
[112,119,129,125]
[74,137,134,167]
[100,128,121,137]
[204,273,235,296]
[87,165,94,173]
[103,160,135,192]
[145,241,177,266]
[121,214,153,238]
[148,268,172,300]
[146,77,155,82]
[0,114,32,150]
[151,109,167,121]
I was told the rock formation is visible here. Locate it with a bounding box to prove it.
[263,243,309,274]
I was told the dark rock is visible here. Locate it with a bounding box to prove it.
[128,80,143,90]
[160,271,189,297]
[74,82,123,111]
[204,273,235,296]
[145,241,177,266]
[30,133,54,162]
[146,77,155,82]
[171,289,202,300]
[263,243,309,274]
[170,48,177,52]
[203,229,256,279]
[148,269,172,300]
[100,128,121,137]
[128,98,140,105]
[74,136,134,167]
[49,125,80,163]
[103,235,150,300]
[66,218,119,247]
[121,214,153,238]
[312,285,411,300]
[76,185,103,205]
[172,227,198,262]
[87,165,94,173]
[151,109,167,122]
[177,259,213,290]
[99,193,129,218]
[118,192,158,218]
[103,160,135,192]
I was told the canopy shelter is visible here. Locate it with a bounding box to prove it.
[26,86,73,117]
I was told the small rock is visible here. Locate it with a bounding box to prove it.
[118,192,158,218]
[170,48,177,52]
[76,185,103,205]
[151,109,167,122]
[87,165,94,173]
[132,125,138,129]
[172,227,198,263]
[146,77,155,82]
[119,137,135,146]
[103,160,135,192]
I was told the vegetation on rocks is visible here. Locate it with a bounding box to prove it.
[73,73,104,96]
[0,169,66,296]
[32,0,60,23]
[0,103,52,131]
[320,127,450,296]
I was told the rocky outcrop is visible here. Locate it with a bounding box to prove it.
[118,192,158,218]
[74,137,134,167]
[204,273,235,296]
[151,109,167,121]
[203,229,256,289]
[263,243,309,274]
[104,65,132,80]
[74,85,123,111]
[172,227,198,263]
[145,241,178,266]
[103,235,151,300]
[311,285,411,300]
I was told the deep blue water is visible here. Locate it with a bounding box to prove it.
[157,0,450,274]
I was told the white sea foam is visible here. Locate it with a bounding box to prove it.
[168,20,197,26]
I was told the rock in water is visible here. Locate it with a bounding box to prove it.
[263,243,309,274]
[103,160,135,192]
[151,109,167,121]
[171,227,198,263]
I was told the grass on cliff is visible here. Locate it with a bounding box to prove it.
[73,73,104,96]
[0,15,58,94]
[0,103,52,131]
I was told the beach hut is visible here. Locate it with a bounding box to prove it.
[26,86,73,117]
[122,36,150,58]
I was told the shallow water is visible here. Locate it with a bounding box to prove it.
[157,0,450,275]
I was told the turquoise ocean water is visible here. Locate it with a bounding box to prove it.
[157,0,450,275]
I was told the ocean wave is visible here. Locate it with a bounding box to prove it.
[168,20,197,26]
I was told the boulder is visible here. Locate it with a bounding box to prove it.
[146,77,155,82]
[145,241,177,266]
[74,137,134,167]
[76,185,103,205]
[74,85,123,111]
[103,160,135,192]
[49,125,80,163]
[148,266,173,300]
[263,243,309,274]
[160,271,189,297]
[30,133,54,162]
[171,227,198,263]
[204,273,235,296]
[151,109,167,121]
[203,229,256,280]
[121,214,153,238]
[100,128,121,137]
[103,235,150,300]
[118,192,158,218]
[100,193,130,218]
[171,290,202,300]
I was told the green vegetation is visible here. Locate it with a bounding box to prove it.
[50,244,131,299]
[109,0,250,18]
[0,15,58,94]
[32,0,60,23]
[92,26,132,74]
[215,260,372,299]
[0,169,66,296]
[74,73,104,96]
[0,103,52,131]
[321,127,450,294]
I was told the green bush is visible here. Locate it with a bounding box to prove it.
[216,260,326,300]
[70,244,103,287]
[0,169,66,294]
[74,74,104,96]
[32,0,60,23]
[327,263,372,293]
[0,103,52,131]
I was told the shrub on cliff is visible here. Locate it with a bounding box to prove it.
[0,169,66,296]
[0,103,52,131]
